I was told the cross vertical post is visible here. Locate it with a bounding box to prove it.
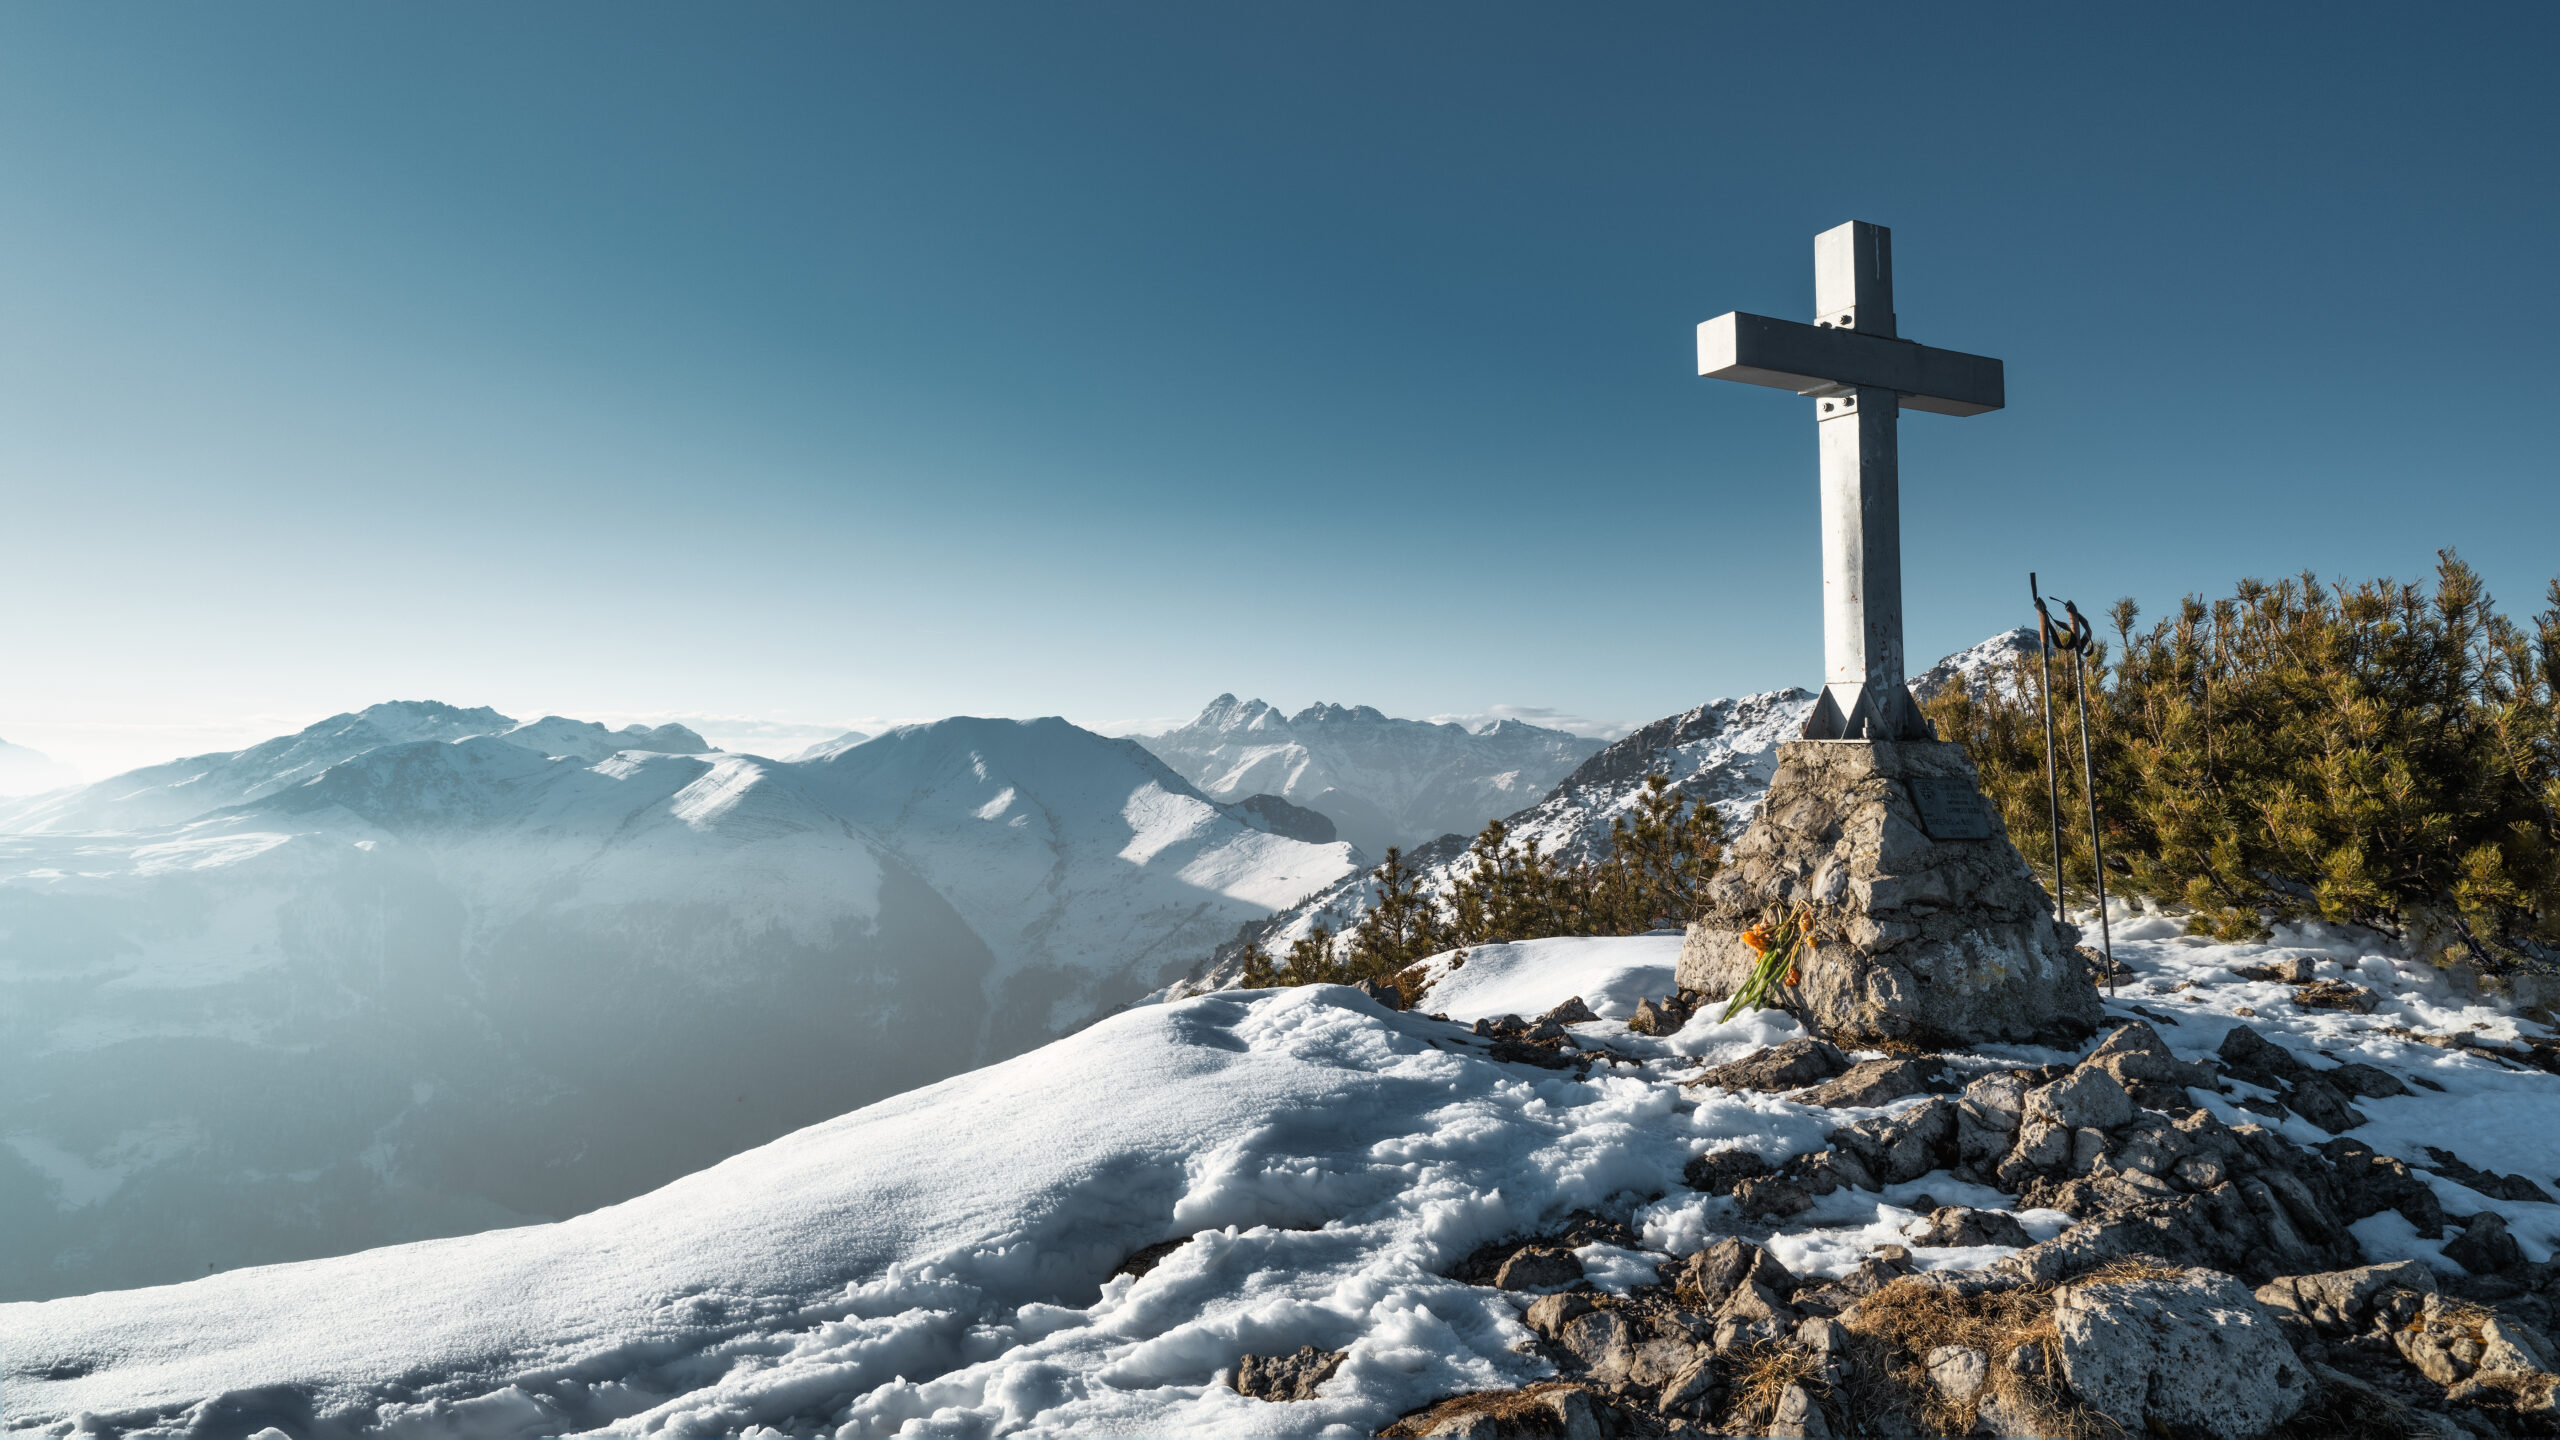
[1809,221,1919,740]
[1695,220,2004,742]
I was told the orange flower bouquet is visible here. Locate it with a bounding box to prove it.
[1720,905,1812,1022]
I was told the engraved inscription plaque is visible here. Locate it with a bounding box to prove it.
[1907,776,1994,841]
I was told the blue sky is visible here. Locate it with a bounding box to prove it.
[2,4,2554,776]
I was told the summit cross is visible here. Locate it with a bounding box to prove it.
[1697,221,2004,741]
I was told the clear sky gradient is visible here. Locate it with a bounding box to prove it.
[3,4,2554,778]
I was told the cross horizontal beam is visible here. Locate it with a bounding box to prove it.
[1696,312,2003,417]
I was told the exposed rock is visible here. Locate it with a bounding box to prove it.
[1905,1205,2034,1249]
[1780,1146,1878,1196]
[1356,977,1406,1009]
[1538,996,1598,1027]
[1791,1055,1950,1108]
[2445,1212,2526,1276]
[1495,1247,1586,1291]
[1678,1237,1796,1313]
[1923,1344,1989,1405]
[2294,979,2381,1013]
[1687,1037,1850,1093]
[1792,1256,1910,1316]
[1552,1309,1639,1382]
[1231,1344,1348,1402]
[1953,1070,2029,1177]
[1380,1383,1603,1440]
[1734,1175,1816,1219]
[1112,1237,1192,1280]
[1768,1381,1830,1438]
[1626,998,1674,1036]
[1682,1148,1770,1195]
[2424,1145,2560,1205]
[1830,1096,1958,1186]
[1523,1290,1596,1340]
[2254,1261,2439,1332]
[2282,1074,2369,1135]
[2236,957,2319,984]
[2024,1064,2134,1133]
[2322,1061,2409,1099]
[2052,1267,2312,1440]
[2319,1138,2446,1237]
[2219,1025,2311,1086]
[1657,1354,1720,1418]
[1674,740,2102,1048]
[2085,1019,2215,1092]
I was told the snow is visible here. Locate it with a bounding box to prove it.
[2073,899,2560,1271]
[1415,935,1682,1024]
[7,924,2557,1437]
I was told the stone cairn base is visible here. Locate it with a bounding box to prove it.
[1675,738,2101,1049]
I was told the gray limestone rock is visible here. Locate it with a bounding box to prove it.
[1673,740,2101,1048]
[2052,1267,2312,1440]
[1690,1037,1851,1093]
[1523,1291,1596,1339]
[2253,1261,2438,1333]
[1682,1147,1772,1195]
[2026,1063,2135,1133]
[1924,1344,1989,1405]
[1769,1381,1830,1439]
[1906,1205,2034,1248]
[1830,1097,1958,1185]
[1495,1247,1585,1291]
[1791,1056,1946,1108]
[1553,1309,1638,1382]
[2444,1211,2526,1275]
[1232,1344,1348,1402]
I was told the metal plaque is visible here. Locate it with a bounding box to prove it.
[1907,776,1994,841]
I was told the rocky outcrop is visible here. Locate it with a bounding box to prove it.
[1230,1344,1347,1402]
[2051,1267,2314,1439]
[1674,740,2101,1048]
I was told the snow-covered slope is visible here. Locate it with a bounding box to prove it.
[0,712,1357,1301]
[9,925,2552,1439]
[1139,697,1603,859]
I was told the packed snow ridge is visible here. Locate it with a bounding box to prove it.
[8,921,2554,1438]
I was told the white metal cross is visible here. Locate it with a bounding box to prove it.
[1697,221,2004,741]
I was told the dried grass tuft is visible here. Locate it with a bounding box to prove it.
[1721,1337,1827,1431]
[1836,1276,2111,1439]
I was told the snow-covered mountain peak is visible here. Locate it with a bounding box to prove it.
[1288,700,1395,727]
[1141,699,1603,857]
[1912,624,2038,703]
[498,715,711,761]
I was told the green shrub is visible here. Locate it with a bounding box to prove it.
[1926,553,2560,965]
[1242,774,1728,989]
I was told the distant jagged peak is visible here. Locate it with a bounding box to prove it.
[1284,701,1396,728]
[1180,694,1283,734]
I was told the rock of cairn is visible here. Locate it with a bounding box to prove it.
[1675,738,2101,1048]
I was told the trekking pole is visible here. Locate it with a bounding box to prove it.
[2029,575,2067,924]
[2062,600,2115,995]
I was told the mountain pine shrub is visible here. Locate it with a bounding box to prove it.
[1241,774,1728,989]
[1926,553,2560,969]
